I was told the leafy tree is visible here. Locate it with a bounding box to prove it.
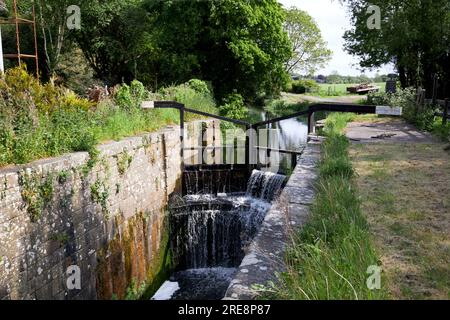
[284,7,332,75]
[72,0,152,85]
[219,93,248,120]
[342,0,450,96]
[35,0,71,76]
[2,0,293,101]
[143,0,292,102]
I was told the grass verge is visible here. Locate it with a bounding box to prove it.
[350,135,450,299]
[270,113,389,300]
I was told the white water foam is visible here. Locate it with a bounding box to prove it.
[151,281,180,300]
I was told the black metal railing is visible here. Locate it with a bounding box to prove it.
[143,100,385,180]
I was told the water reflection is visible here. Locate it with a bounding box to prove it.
[248,108,308,174]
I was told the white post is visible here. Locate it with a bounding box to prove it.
[0,26,4,73]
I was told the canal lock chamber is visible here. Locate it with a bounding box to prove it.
[152,166,286,300]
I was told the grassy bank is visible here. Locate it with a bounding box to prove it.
[0,68,217,167]
[271,113,388,300]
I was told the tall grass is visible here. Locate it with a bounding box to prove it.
[270,113,389,300]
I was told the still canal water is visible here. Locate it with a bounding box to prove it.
[248,108,308,173]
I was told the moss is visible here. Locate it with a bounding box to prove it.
[141,216,173,299]
[125,278,149,300]
[57,170,70,184]
[80,147,100,178]
[1,176,7,201]
[96,210,173,300]
[50,232,70,246]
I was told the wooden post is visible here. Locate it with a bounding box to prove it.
[179,106,185,194]
[245,124,250,171]
[432,75,438,106]
[443,98,449,126]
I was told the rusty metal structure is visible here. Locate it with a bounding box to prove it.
[0,0,39,76]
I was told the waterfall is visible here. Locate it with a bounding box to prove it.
[246,169,286,202]
[172,170,285,269]
[164,169,285,299]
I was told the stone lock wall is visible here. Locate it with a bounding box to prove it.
[0,120,220,300]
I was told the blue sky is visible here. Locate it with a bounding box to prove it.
[278,0,395,76]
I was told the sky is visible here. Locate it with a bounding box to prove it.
[278,0,395,77]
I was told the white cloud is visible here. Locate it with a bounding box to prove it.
[279,0,395,76]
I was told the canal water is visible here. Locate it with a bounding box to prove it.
[248,108,309,173]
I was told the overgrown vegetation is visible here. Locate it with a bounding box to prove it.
[367,89,450,141]
[0,67,217,167]
[18,170,54,222]
[269,113,388,300]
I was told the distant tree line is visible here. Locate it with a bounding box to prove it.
[320,72,388,84]
[295,72,388,84]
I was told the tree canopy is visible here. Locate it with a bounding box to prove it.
[284,7,332,75]
[342,0,450,96]
[72,0,292,102]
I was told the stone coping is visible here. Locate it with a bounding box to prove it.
[223,137,322,300]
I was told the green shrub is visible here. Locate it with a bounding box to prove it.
[187,79,211,96]
[432,122,450,141]
[218,93,248,120]
[114,80,147,111]
[282,78,293,92]
[156,81,217,122]
[366,88,440,132]
[291,79,320,94]
[265,99,288,115]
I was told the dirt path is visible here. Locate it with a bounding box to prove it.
[347,117,450,299]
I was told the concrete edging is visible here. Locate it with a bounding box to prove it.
[224,137,322,300]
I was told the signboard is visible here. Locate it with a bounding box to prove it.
[141,101,155,109]
[385,80,397,93]
[376,106,402,116]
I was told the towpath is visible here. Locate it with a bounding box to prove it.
[346,117,450,299]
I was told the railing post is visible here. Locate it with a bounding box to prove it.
[245,124,250,170]
[179,105,185,195]
[444,98,449,126]
[291,153,297,169]
[308,111,315,134]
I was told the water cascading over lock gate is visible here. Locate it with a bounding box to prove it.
[154,169,285,300]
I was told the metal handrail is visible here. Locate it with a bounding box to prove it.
[142,100,396,173]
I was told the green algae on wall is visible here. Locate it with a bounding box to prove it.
[96,210,173,300]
